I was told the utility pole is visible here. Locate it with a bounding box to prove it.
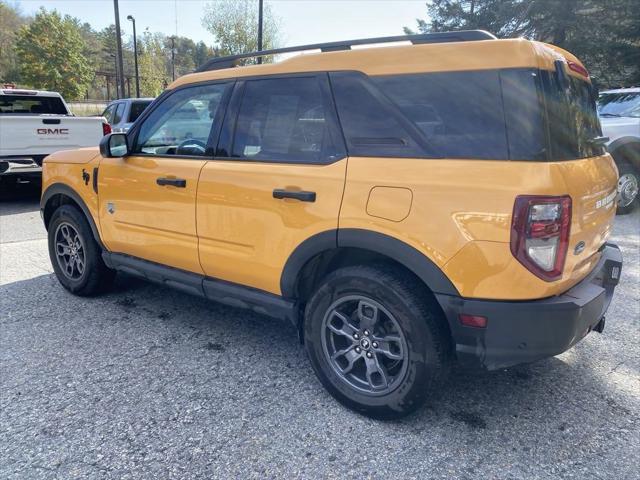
[170,36,176,81]
[257,0,263,64]
[109,53,118,99]
[113,0,126,98]
[127,15,140,98]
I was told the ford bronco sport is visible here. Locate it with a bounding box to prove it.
[41,31,623,418]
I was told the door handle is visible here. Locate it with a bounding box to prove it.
[157,177,186,188]
[273,189,316,202]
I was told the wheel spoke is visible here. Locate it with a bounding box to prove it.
[60,225,72,244]
[56,242,71,256]
[365,355,389,390]
[373,335,404,361]
[76,256,85,274]
[65,258,74,276]
[327,311,358,339]
[357,300,379,330]
[334,347,359,375]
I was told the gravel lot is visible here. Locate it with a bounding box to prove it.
[1,183,639,479]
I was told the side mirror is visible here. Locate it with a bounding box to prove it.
[99,133,129,158]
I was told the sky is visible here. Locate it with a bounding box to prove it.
[16,0,429,46]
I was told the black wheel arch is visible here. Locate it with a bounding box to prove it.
[280,228,460,301]
[41,183,105,250]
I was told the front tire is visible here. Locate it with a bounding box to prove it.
[304,265,451,419]
[48,205,115,295]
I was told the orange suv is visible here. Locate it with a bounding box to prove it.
[41,31,623,418]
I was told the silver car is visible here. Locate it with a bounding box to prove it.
[102,98,154,133]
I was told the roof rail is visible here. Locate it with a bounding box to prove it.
[195,30,497,73]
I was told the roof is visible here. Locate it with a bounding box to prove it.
[0,89,63,97]
[170,36,588,89]
[601,87,640,94]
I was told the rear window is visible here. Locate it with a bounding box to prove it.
[129,101,152,122]
[332,69,546,161]
[0,95,67,115]
[541,71,604,159]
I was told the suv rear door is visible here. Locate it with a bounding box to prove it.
[197,74,347,295]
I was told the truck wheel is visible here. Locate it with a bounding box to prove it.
[48,205,115,296]
[616,162,639,215]
[304,265,451,419]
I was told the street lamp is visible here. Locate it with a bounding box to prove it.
[127,15,140,98]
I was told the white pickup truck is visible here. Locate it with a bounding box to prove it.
[0,89,109,186]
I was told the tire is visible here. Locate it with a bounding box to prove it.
[615,161,639,215]
[48,205,115,295]
[304,264,452,419]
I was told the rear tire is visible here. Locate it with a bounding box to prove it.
[304,265,451,419]
[48,205,115,295]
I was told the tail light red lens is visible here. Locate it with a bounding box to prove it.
[102,122,112,136]
[459,314,487,329]
[510,195,572,281]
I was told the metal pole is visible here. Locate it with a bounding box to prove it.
[127,15,140,98]
[257,0,263,64]
[113,0,126,98]
[110,54,118,99]
[171,36,176,81]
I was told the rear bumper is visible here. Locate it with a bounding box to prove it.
[0,157,43,177]
[436,244,623,370]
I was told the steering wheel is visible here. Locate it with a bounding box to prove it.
[176,139,207,155]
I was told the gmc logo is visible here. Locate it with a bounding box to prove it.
[37,128,69,135]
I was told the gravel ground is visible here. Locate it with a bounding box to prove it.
[1,183,639,479]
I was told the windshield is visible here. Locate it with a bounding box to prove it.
[597,92,640,118]
[0,94,68,115]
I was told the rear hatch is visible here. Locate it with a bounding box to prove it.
[540,64,618,288]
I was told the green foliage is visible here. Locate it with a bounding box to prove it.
[406,0,640,87]
[15,8,93,99]
[0,1,28,83]
[201,0,280,62]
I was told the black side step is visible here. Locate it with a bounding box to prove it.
[102,252,298,324]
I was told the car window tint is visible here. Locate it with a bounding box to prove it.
[231,77,333,163]
[113,103,125,124]
[330,72,424,158]
[135,83,228,157]
[129,101,152,122]
[373,71,509,160]
[0,95,67,115]
[102,104,116,123]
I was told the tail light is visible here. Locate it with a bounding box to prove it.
[102,122,112,136]
[510,195,572,281]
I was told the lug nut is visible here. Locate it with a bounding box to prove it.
[355,347,361,353]
[364,330,370,336]
[354,333,360,340]
[366,352,373,358]
[372,342,378,348]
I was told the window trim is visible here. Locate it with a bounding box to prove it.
[126,80,234,161]
[215,72,347,165]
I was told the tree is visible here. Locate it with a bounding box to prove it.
[138,30,167,97]
[201,0,280,62]
[15,8,93,99]
[0,1,28,83]
[406,0,640,87]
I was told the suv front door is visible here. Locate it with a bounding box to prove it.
[98,82,231,273]
[197,74,347,295]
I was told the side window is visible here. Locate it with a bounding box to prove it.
[373,71,509,160]
[102,104,116,123]
[330,72,425,158]
[134,83,228,157]
[231,76,338,163]
[112,103,125,124]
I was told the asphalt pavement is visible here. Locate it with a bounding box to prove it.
[1,182,639,479]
